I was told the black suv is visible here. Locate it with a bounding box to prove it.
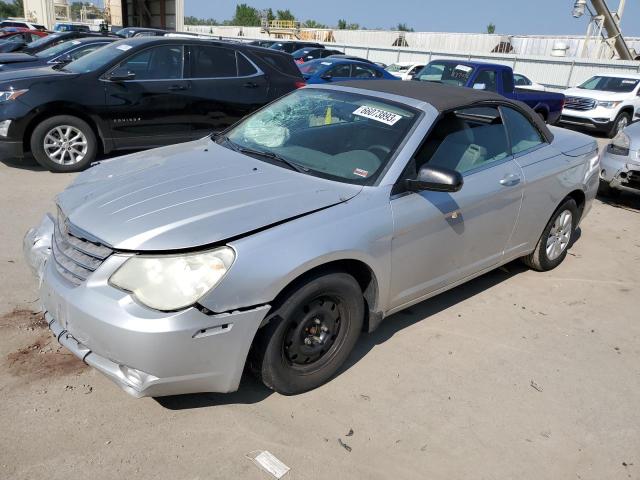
[269,41,324,54]
[0,37,305,172]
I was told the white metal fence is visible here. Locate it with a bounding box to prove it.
[185,26,640,90]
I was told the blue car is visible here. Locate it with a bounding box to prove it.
[299,58,398,84]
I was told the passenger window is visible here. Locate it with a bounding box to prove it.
[351,65,378,79]
[327,64,351,77]
[189,45,237,78]
[473,70,497,92]
[237,52,258,76]
[501,106,545,155]
[120,45,183,80]
[414,106,510,174]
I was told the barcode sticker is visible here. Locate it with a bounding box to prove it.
[353,105,402,125]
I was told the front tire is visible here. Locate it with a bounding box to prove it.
[608,112,630,138]
[249,272,365,395]
[523,198,578,271]
[30,115,97,172]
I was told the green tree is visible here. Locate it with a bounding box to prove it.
[232,3,261,27]
[276,9,295,21]
[304,19,327,28]
[337,18,347,29]
[0,0,23,18]
[184,15,218,26]
[486,22,496,34]
[396,22,414,32]
[265,8,275,22]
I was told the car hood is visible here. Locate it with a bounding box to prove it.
[564,87,629,101]
[0,53,38,64]
[0,65,73,86]
[57,138,363,251]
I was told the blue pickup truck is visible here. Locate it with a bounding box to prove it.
[414,60,565,124]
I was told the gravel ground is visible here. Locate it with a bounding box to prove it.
[1,142,639,480]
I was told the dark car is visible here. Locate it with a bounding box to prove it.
[246,39,277,48]
[116,27,167,38]
[0,37,115,72]
[291,47,343,64]
[327,54,379,66]
[17,31,115,55]
[269,41,324,54]
[53,23,91,33]
[0,37,305,172]
[299,58,398,84]
[0,28,49,53]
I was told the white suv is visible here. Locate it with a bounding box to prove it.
[559,73,640,138]
[386,62,425,81]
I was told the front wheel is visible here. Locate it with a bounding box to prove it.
[522,198,578,271]
[30,115,97,172]
[249,272,364,395]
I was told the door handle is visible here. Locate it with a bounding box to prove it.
[168,84,187,91]
[500,173,521,187]
[243,82,259,88]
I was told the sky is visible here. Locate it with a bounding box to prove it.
[185,0,640,36]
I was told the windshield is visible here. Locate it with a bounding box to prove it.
[35,39,81,58]
[578,76,639,93]
[415,62,473,86]
[24,33,60,50]
[223,88,419,184]
[387,64,411,72]
[299,61,328,75]
[291,48,313,57]
[64,42,127,73]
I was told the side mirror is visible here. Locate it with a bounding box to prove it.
[54,53,73,64]
[405,165,463,193]
[108,67,136,82]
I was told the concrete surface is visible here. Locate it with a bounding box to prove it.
[1,146,639,480]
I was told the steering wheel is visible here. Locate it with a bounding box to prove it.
[367,144,391,159]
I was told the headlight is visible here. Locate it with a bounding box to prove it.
[597,100,621,109]
[0,89,28,103]
[109,247,235,311]
[608,130,630,156]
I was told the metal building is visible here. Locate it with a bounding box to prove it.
[22,0,184,31]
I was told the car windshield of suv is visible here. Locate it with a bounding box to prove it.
[415,62,473,86]
[223,88,419,184]
[578,76,639,93]
[64,42,127,73]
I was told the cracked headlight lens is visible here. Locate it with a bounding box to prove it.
[110,247,235,311]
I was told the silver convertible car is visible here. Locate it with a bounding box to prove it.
[24,81,600,397]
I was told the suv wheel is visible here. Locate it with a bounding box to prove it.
[30,115,97,172]
[249,272,364,395]
[608,112,630,138]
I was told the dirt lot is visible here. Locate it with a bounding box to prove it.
[1,145,639,480]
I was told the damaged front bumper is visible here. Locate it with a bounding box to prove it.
[24,214,271,398]
[600,148,640,194]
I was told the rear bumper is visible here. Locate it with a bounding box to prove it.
[600,149,640,194]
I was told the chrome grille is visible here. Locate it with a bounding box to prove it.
[52,217,112,286]
[564,96,596,111]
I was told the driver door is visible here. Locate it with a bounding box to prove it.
[388,105,523,310]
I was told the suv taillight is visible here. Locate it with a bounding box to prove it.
[294,81,306,89]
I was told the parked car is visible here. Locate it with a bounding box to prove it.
[327,54,378,66]
[115,27,167,38]
[598,121,640,196]
[386,61,425,80]
[18,31,113,55]
[0,19,46,31]
[53,22,91,33]
[0,27,48,52]
[0,37,305,172]
[291,47,342,64]
[514,73,546,91]
[0,36,114,72]
[559,74,640,138]
[247,39,277,48]
[414,60,565,124]
[23,80,599,398]
[299,58,397,84]
[269,41,324,54]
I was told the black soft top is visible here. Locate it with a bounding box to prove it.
[337,80,553,140]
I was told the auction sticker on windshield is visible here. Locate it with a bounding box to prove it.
[353,105,402,126]
[116,44,132,51]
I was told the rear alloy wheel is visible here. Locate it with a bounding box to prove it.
[31,115,97,172]
[249,272,364,395]
[523,198,578,271]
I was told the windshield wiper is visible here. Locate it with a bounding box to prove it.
[217,135,309,173]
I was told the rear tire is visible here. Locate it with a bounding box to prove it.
[522,198,578,272]
[30,115,97,173]
[248,272,364,395]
